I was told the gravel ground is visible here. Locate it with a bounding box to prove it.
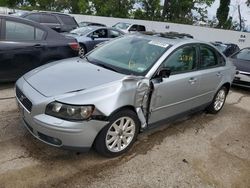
[0,84,249,188]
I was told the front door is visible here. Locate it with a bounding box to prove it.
[149,45,201,124]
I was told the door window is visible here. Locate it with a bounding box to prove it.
[200,45,219,68]
[25,14,40,22]
[138,25,146,31]
[162,46,197,74]
[129,25,138,31]
[40,14,59,23]
[58,15,77,26]
[5,21,35,40]
[92,29,108,38]
[35,28,45,40]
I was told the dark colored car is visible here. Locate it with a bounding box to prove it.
[65,26,124,56]
[0,15,79,82]
[17,11,78,32]
[230,48,250,88]
[78,21,106,27]
[211,41,240,57]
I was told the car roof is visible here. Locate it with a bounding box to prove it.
[0,14,75,41]
[0,14,49,30]
[29,11,73,17]
[135,32,199,46]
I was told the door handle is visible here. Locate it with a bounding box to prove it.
[33,44,43,48]
[188,78,197,84]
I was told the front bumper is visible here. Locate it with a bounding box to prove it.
[16,77,108,151]
[233,71,250,88]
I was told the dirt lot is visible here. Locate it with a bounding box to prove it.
[0,84,249,188]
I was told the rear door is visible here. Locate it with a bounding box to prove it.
[149,44,201,124]
[0,19,44,81]
[197,44,226,104]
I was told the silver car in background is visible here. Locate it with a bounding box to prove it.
[16,34,236,157]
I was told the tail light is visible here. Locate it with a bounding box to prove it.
[69,42,80,51]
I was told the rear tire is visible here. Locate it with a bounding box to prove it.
[79,44,86,58]
[207,86,228,114]
[94,110,140,157]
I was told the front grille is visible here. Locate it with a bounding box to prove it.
[16,87,33,112]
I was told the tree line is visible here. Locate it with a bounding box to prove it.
[0,0,249,31]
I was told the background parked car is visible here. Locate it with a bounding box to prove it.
[112,22,146,33]
[65,26,124,56]
[211,41,240,57]
[0,15,79,82]
[16,11,78,32]
[230,48,250,88]
[78,21,106,27]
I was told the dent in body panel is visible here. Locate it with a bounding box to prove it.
[123,76,151,128]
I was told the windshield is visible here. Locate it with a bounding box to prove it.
[78,22,89,27]
[232,48,250,61]
[113,22,131,30]
[70,27,93,35]
[87,35,169,76]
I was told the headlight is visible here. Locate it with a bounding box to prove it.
[45,102,94,121]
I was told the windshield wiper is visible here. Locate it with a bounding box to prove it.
[95,63,119,73]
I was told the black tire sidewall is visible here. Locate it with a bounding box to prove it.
[207,86,227,114]
[94,109,140,157]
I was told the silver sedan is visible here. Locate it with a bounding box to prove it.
[16,34,236,157]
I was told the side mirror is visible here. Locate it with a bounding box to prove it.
[156,67,171,79]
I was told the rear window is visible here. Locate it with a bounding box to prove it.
[58,15,77,25]
[40,14,59,23]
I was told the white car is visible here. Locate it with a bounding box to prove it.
[112,22,146,33]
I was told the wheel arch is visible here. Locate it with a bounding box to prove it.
[221,82,231,94]
[107,105,137,121]
[79,42,88,52]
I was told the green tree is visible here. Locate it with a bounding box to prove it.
[216,0,231,28]
[161,0,214,24]
[91,0,135,18]
[134,0,161,21]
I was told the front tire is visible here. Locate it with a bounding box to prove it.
[94,110,140,157]
[207,86,228,114]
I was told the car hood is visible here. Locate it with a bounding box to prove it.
[230,58,250,72]
[24,58,126,97]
